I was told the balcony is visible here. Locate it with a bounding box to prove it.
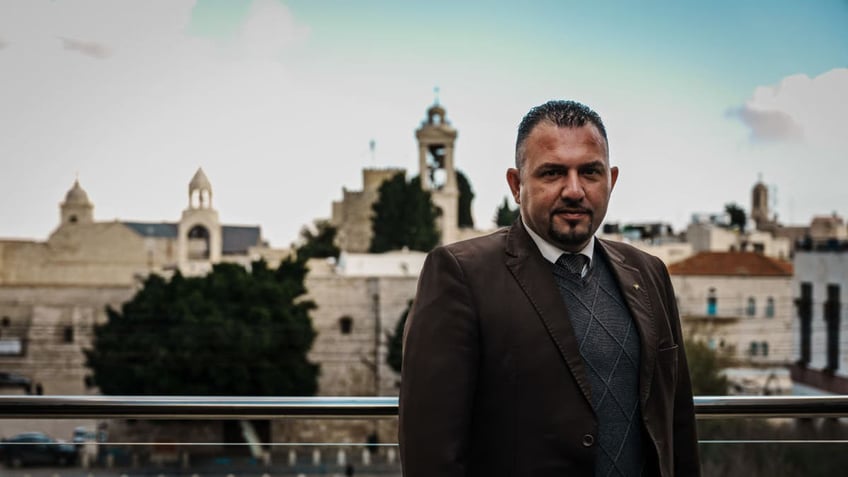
[2,395,848,476]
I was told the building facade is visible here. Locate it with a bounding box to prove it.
[669,251,794,394]
[790,245,848,393]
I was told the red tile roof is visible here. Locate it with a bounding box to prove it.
[668,251,793,277]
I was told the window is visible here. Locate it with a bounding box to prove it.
[761,341,769,357]
[798,282,813,365]
[746,297,756,316]
[1,316,9,327]
[825,284,841,371]
[707,288,717,316]
[338,316,353,335]
[765,297,775,318]
[63,325,74,343]
[749,341,759,356]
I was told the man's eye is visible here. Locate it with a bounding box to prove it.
[583,168,601,176]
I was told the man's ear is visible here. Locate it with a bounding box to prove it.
[506,168,521,204]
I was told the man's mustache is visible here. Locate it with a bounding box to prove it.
[552,206,592,216]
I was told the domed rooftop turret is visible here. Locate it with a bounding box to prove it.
[64,179,91,205]
[60,178,94,225]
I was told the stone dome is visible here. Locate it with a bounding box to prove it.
[64,179,91,205]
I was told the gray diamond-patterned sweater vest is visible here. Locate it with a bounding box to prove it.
[552,249,644,477]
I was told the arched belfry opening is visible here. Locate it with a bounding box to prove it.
[187,224,211,260]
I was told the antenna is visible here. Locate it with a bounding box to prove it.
[369,139,376,166]
[433,85,440,105]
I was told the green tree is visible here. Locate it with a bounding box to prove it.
[724,202,747,233]
[386,300,412,374]
[684,338,728,395]
[494,196,520,226]
[457,170,475,228]
[370,173,440,253]
[296,219,340,260]
[85,259,320,395]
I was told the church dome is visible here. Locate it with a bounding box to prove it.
[64,179,91,205]
[189,167,212,192]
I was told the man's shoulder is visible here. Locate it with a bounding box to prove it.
[438,227,510,262]
[598,237,664,268]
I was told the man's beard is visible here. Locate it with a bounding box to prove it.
[548,215,593,251]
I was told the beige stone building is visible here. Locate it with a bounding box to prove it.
[669,251,795,394]
[0,170,274,439]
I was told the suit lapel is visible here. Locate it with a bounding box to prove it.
[504,222,593,404]
[596,239,658,406]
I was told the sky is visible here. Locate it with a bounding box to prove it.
[0,0,846,247]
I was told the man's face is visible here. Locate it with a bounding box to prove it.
[506,122,618,252]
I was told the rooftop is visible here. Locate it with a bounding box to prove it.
[668,251,793,277]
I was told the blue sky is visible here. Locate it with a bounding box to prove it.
[0,0,846,246]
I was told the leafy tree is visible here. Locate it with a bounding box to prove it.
[724,202,747,233]
[296,219,340,260]
[457,170,475,228]
[684,338,728,395]
[85,259,320,395]
[386,300,413,374]
[495,196,520,227]
[370,173,440,253]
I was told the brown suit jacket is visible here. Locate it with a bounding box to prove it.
[399,221,700,476]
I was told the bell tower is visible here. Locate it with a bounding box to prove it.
[416,96,459,245]
[177,168,222,275]
[751,175,770,230]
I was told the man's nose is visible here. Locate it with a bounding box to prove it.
[561,172,585,201]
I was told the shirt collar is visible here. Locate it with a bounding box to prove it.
[523,219,595,267]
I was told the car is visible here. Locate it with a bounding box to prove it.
[0,432,77,468]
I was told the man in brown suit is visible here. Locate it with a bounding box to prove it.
[399,100,700,476]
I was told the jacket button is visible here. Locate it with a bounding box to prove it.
[582,433,594,447]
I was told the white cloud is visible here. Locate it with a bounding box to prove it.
[732,68,848,148]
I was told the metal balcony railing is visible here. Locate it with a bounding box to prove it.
[1,395,848,419]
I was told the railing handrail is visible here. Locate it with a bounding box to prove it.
[1,395,847,419]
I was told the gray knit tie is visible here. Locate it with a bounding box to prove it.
[556,253,588,277]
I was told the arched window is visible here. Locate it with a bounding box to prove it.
[746,297,756,317]
[707,288,717,316]
[765,297,775,318]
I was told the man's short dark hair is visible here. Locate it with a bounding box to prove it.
[515,100,608,169]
